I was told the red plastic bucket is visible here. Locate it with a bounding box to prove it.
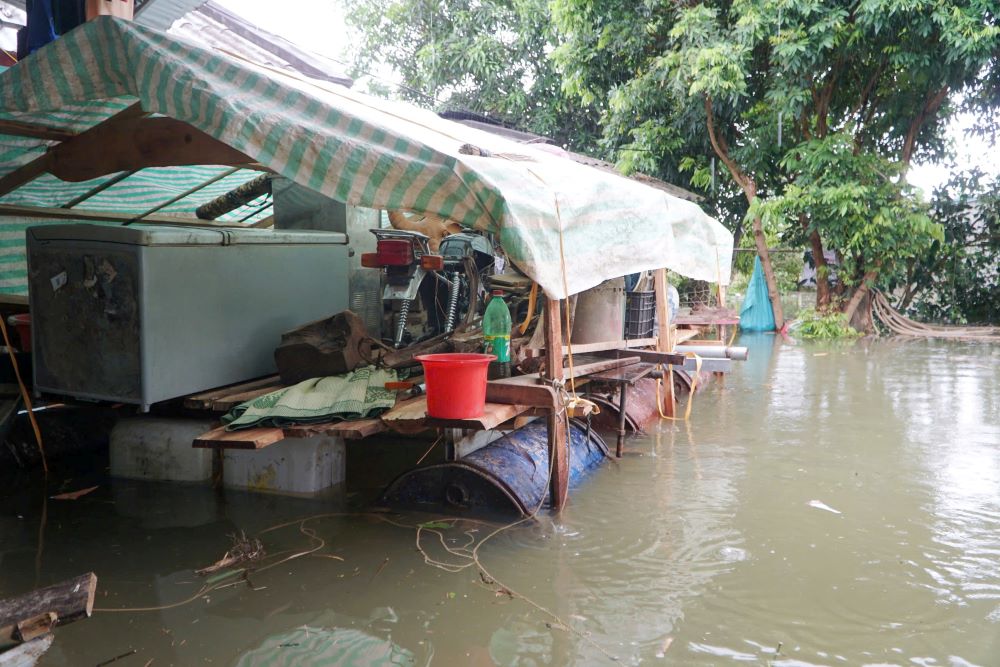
[415,353,495,419]
[8,313,30,352]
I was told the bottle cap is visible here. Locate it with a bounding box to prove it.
[491,289,503,296]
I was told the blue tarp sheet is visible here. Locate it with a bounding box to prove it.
[739,256,776,331]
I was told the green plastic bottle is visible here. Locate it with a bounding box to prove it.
[483,289,512,379]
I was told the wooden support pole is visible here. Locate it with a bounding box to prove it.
[654,269,676,418]
[0,573,96,646]
[544,297,568,511]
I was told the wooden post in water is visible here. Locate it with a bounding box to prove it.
[544,297,569,511]
[654,269,676,418]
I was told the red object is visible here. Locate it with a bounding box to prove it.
[415,353,495,419]
[360,252,381,268]
[375,239,413,266]
[8,313,31,352]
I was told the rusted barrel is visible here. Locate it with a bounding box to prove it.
[380,419,609,516]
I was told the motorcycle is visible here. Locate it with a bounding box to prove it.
[362,228,497,348]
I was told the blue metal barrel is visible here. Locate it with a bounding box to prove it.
[380,419,609,516]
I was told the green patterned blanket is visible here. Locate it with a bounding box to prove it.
[223,367,398,431]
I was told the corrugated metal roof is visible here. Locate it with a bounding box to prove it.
[133,0,207,31]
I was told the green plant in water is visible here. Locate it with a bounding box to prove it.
[793,309,861,340]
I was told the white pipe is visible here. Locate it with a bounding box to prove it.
[674,345,749,361]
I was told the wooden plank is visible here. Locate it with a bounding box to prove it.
[0,120,76,142]
[673,328,700,345]
[655,269,676,418]
[210,384,283,412]
[425,403,530,431]
[0,103,146,198]
[523,337,658,358]
[380,396,434,434]
[183,375,282,410]
[544,298,568,511]
[588,362,656,385]
[564,355,639,380]
[0,204,255,227]
[590,348,685,366]
[47,117,253,183]
[283,418,385,440]
[0,573,96,644]
[486,376,558,408]
[192,425,285,450]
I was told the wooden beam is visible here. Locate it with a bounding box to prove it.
[523,337,658,358]
[0,103,146,198]
[193,425,285,450]
[183,375,281,411]
[0,573,96,645]
[654,269,676,418]
[562,355,639,380]
[544,298,568,511]
[48,117,254,182]
[0,204,254,227]
[486,375,559,408]
[0,119,77,142]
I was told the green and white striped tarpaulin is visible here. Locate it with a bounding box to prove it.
[0,17,732,298]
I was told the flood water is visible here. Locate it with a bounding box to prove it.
[2,335,999,666]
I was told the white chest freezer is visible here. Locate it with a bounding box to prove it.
[27,224,350,410]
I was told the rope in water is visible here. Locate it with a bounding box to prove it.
[871,290,1000,342]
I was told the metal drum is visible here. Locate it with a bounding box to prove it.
[380,419,609,516]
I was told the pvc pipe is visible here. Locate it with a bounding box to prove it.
[674,345,749,361]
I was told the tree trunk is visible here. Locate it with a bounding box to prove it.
[808,230,831,308]
[842,270,878,325]
[750,215,785,329]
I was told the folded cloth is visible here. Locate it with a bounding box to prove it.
[223,366,398,430]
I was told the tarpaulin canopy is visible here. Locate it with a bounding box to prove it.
[0,17,733,298]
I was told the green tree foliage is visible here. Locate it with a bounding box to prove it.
[342,0,601,149]
[552,0,999,326]
[897,170,1000,323]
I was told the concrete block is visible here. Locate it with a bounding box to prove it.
[223,435,345,495]
[110,417,216,483]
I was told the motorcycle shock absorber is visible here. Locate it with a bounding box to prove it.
[394,298,412,349]
[444,271,461,333]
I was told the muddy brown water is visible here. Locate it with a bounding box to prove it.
[1,335,998,666]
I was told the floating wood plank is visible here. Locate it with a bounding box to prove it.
[0,573,96,645]
[183,375,281,410]
[0,634,54,666]
[192,425,285,450]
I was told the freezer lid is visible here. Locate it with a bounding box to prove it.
[222,229,348,245]
[28,224,229,246]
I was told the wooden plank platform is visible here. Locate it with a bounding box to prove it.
[184,375,281,411]
[193,418,386,449]
[380,395,531,432]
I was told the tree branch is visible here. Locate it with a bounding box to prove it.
[704,95,755,201]
[901,85,949,166]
